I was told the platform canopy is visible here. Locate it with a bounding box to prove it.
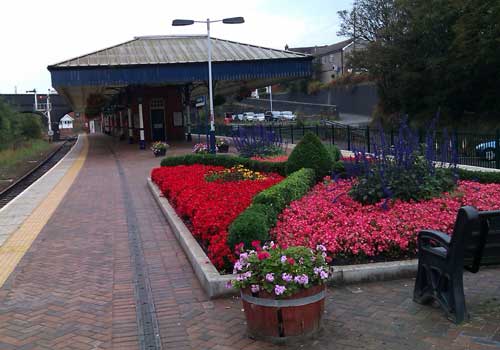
[48,35,312,111]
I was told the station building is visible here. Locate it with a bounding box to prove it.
[48,35,312,147]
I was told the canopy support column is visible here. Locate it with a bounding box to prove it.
[138,101,145,149]
[127,108,134,144]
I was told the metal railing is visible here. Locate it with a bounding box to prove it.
[192,123,500,169]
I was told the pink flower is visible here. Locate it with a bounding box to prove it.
[274,285,286,295]
[265,273,275,282]
[251,284,260,293]
[282,273,293,282]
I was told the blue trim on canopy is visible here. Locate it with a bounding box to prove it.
[49,59,312,87]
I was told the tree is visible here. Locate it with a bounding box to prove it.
[338,0,499,126]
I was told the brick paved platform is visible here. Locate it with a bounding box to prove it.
[0,134,498,350]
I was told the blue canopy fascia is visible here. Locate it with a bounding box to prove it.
[49,59,312,87]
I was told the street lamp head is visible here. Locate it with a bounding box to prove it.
[222,17,244,24]
[172,19,195,26]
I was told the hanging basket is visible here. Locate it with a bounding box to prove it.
[241,284,325,344]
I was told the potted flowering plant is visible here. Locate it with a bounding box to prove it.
[193,143,209,154]
[151,141,169,157]
[216,138,230,153]
[231,241,329,343]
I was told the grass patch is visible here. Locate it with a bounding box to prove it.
[0,140,52,178]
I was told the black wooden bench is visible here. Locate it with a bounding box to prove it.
[413,206,500,323]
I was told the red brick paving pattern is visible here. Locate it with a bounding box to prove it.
[0,135,499,350]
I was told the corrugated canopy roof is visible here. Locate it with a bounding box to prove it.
[50,35,309,68]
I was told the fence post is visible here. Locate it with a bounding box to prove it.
[366,126,371,153]
[347,125,351,151]
[331,125,335,145]
[291,125,294,144]
[496,129,500,169]
[316,124,319,137]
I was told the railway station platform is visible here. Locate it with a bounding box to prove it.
[0,134,498,350]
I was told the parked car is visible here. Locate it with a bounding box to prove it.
[243,112,256,121]
[280,111,297,121]
[233,113,244,121]
[475,141,497,160]
[265,111,282,121]
[254,113,265,122]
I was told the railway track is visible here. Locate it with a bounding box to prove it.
[0,139,76,210]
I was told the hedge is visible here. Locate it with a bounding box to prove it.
[457,168,500,183]
[228,168,316,249]
[160,153,287,176]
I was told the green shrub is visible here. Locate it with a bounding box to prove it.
[325,144,341,162]
[286,132,332,180]
[253,168,315,225]
[228,168,316,248]
[160,153,287,176]
[458,168,500,184]
[228,204,270,250]
[20,115,42,139]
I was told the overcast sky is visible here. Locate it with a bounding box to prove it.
[0,0,352,94]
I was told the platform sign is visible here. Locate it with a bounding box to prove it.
[195,96,206,108]
[48,130,54,136]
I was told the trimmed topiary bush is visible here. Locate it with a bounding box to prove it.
[253,168,316,225]
[325,144,341,162]
[228,204,270,250]
[286,132,332,180]
[228,168,316,249]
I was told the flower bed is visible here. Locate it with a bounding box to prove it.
[151,164,283,269]
[272,179,500,263]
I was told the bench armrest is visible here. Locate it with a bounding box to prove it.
[418,229,451,247]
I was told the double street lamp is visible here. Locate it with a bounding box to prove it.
[172,17,245,153]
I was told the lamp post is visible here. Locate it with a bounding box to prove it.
[172,17,245,153]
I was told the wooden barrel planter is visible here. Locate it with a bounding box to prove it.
[241,284,325,343]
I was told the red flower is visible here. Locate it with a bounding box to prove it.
[287,257,295,265]
[251,240,262,251]
[272,179,500,260]
[234,242,245,254]
[257,251,270,260]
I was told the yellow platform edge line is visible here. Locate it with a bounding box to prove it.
[0,135,89,287]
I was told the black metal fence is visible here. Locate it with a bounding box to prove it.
[192,123,500,169]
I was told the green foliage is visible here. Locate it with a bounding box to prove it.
[228,168,316,249]
[325,144,341,162]
[458,169,500,184]
[228,204,270,250]
[286,132,332,180]
[350,158,456,205]
[338,0,500,123]
[0,99,43,150]
[253,168,316,224]
[19,115,42,139]
[160,153,287,176]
